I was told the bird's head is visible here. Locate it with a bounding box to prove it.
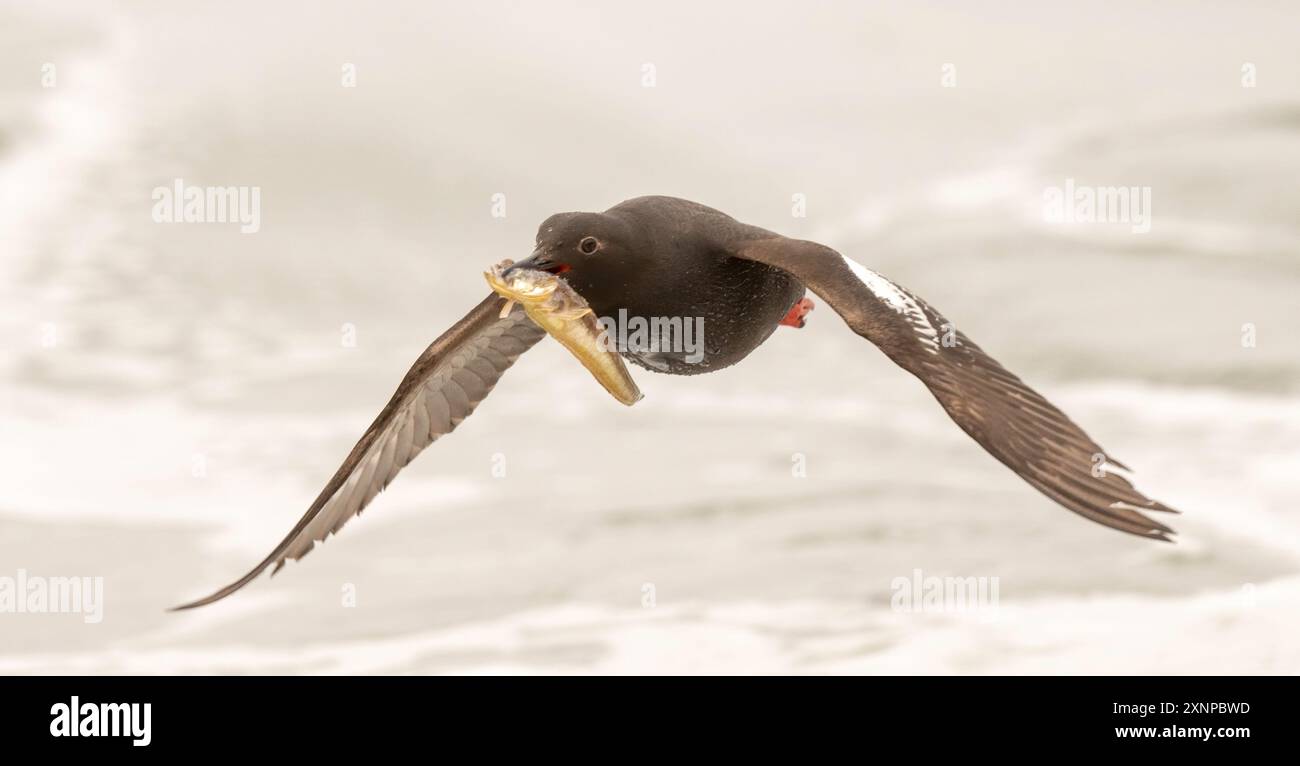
[503,212,640,312]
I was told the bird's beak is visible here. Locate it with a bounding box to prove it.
[502,248,568,277]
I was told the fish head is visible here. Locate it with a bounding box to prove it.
[484,262,561,307]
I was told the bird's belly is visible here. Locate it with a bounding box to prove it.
[613,268,805,376]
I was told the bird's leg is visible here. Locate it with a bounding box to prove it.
[779,297,815,328]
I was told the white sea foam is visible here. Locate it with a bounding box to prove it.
[5,580,1299,674]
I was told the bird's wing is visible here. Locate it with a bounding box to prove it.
[172,294,547,609]
[736,237,1177,540]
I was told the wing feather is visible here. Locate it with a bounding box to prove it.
[737,237,1178,540]
[172,294,546,609]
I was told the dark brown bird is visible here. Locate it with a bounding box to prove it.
[173,195,1177,609]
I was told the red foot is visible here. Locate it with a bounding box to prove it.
[780,297,815,328]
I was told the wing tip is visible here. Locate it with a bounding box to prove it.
[1109,508,1179,541]
[168,582,249,611]
[167,591,229,612]
[166,558,282,612]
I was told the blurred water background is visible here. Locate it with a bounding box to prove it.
[1,0,1298,673]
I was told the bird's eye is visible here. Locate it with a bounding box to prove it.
[578,236,600,255]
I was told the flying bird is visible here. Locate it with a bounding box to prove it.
[173,196,1177,609]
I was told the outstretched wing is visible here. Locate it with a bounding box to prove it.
[173,294,546,609]
[737,237,1177,540]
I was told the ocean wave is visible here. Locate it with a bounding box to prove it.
[6,583,1299,674]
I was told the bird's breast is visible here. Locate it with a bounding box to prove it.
[595,257,804,376]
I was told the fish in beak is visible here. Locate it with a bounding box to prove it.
[485,260,642,406]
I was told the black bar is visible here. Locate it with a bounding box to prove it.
[0,676,1283,752]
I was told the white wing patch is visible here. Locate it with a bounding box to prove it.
[840,255,940,353]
